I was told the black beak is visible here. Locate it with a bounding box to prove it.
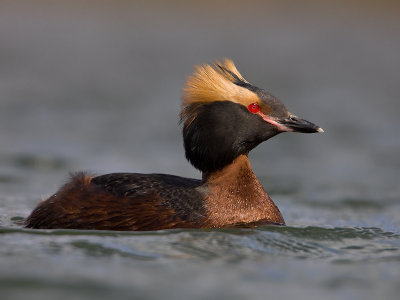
[279,115,324,133]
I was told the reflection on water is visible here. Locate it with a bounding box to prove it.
[1,1,400,300]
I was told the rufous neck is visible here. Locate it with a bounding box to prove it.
[202,154,252,183]
[200,154,285,226]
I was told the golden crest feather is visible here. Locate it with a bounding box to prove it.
[182,59,259,107]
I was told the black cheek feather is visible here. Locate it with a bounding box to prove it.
[183,103,239,173]
[183,101,279,173]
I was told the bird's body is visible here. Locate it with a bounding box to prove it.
[25,155,283,230]
[25,59,322,231]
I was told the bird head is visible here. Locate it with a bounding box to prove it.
[181,59,323,173]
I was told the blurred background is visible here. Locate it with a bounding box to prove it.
[0,1,399,300]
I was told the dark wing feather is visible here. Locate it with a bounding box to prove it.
[25,172,206,231]
[92,173,206,225]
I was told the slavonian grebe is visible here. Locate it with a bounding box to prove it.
[25,59,323,231]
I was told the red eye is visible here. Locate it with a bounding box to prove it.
[248,103,260,113]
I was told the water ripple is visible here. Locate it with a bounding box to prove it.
[1,226,399,263]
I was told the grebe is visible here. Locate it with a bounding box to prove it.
[25,59,323,231]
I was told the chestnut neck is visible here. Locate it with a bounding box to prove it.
[201,154,251,183]
[200,155,285,227]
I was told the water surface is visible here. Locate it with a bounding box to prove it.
[1,1,399,299]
